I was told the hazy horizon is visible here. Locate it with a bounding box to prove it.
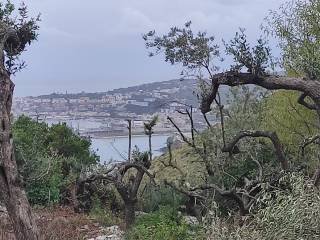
[16,77,185,98]
[11,0,286,97]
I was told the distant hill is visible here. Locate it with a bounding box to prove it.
[34,78,229,106]
[15,79,230,118]
[36,79,195,98]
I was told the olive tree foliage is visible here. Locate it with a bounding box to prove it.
[266,0,320,80]
[225,29,274,76]
[265,0,320,178]
[262,91,318,150]
[143,22,271,75]
[144,21,221,79]
[0,1,40,74]
[206,173,320,240]
[144,23,273,115]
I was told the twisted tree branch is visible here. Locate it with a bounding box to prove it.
[222,130,288,170]
[298,93,317,110]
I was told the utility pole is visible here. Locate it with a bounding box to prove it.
[126,119,132,162]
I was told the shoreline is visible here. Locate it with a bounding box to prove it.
[90,132,173,139]
[83,130,190,139]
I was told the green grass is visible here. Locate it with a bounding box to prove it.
[125,206,204,240]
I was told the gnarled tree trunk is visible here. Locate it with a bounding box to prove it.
[117,166,147,229]
[0,68,40,240]
[124,199,136,228]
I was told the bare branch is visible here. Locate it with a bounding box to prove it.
[119,162,156,185]
[215,91,226,147]
[110,141,128,161]
[158,140,185,176]
[222,130,288,170]
[202,113,212,128]
[164,180,206,201]
[190,184,249,215]
[300,135,320,158]
[249,153,263,181]
[298,93,317,110]
[167,116,193,146]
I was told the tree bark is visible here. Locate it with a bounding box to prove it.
[201,72,320,125]
[124,200,136,228]
[0,68,40,240]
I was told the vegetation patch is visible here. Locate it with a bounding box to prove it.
[125,206,204,240]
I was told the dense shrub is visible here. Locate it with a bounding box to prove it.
[25,156,63,205]
[207,173,320,240]
[253,173,320,239]
[125,206,203,240]
[12,115,99,205]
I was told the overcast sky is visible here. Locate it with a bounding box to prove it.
[11,0,287,97]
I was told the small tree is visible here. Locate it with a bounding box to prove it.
[144,115,158,161]
[79,148,155,228]
[0,2,40,239]
[79,118,158,228]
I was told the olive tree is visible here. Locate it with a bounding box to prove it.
[143,5,320,160]
[0,2,40,239]
[143,0,320,215]
[78,118,158,228]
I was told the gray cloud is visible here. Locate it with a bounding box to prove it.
[11,0,286,96]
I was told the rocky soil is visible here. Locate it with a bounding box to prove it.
[0,206,124,240]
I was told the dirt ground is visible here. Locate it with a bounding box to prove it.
[0,206,121,240]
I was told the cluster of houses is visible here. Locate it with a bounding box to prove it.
[12,80,214,136]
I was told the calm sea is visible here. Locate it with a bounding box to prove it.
[91,134,170,163]
[44,118,171,163]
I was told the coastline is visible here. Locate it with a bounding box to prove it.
[83,129,187,139]
[90,133,172,139]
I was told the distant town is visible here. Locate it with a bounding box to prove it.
[13,79,219,137]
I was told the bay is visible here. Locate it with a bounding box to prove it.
[43,118,171,163]
[91,134,170,164]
